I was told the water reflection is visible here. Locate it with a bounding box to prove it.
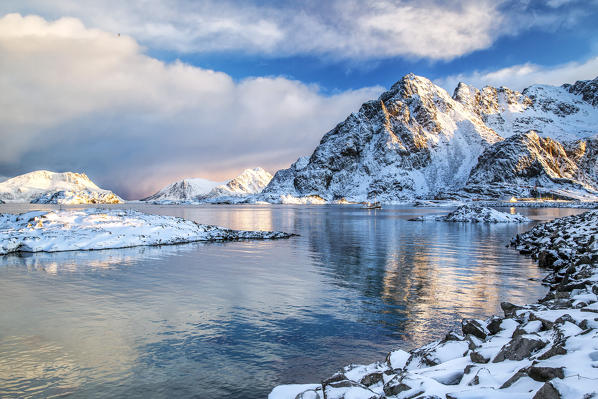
[303,209,548,346]
[0,243,200,274]
[0,204,589,399]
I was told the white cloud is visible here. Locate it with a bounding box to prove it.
[0,0,581,61]
[435,57,598,93]
[0,13,383,198]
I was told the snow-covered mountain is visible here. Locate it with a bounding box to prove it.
[263,74,598,202]
[144,167,272,203]
[206,167,273,199]
[143,177,224,202]
[0,170,123,204]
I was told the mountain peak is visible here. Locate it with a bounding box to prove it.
[563,75,598,106]
[0,170,122,203]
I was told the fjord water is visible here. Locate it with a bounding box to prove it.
[0,204,585,398]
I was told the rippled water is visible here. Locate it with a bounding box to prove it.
[0,204,586,398]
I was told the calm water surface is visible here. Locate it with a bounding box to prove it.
[0,204,586,398]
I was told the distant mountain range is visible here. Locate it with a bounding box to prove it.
[143,167,273,203]
[0,170,123,204]
[2,75,596,205]
[262,74,598,202]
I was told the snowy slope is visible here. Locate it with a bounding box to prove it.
[0,208,293,254]
[0,170,123,204]
[453,78,598,141]
[263,74,598,203]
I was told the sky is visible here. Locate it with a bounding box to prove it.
[1,0,598,199]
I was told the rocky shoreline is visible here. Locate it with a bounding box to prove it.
[270,211,598,399]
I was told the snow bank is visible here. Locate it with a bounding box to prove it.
[411,205,531,223]
[270,210,598,399]
[0,208,294,255]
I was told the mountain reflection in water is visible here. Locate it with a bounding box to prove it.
[0,204,586,399]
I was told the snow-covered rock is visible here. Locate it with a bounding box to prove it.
[262,74,598,203]
[411,205,531,223]
[270,210,598,399]
[144,167,272,203]
[0,170,123,204]
[0,208,294,255]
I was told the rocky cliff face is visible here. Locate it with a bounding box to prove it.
[463,131,598,199]
[263,74,598,202]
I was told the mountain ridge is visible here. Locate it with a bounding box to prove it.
[262,74,598,202]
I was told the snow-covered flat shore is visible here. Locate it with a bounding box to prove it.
[270,211,598,399]
[0,208,294,255]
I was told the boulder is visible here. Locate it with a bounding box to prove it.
[493,335,547,362]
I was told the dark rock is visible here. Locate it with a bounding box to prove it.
[529,313,554,330]
[442,331,465,342]
[538,343,567,360]
[538,250,558,268]
[501,302,523,318]
[486,317,503,335]
[499,368,528,388]
[493,335,547,362]
[322,372,345,386]
[359,372,383,387]
[462,319,487,339]
[532,381,561,399]
[527,366,564,382]
[383,376,412,396]
[469,351,489,364]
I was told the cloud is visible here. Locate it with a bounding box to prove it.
[0,13,383,199]
[2,0,593,61]
[435,56,598,92]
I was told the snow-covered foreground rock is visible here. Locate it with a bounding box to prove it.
[0,170,123,204]
[0,209,294,255]
[411,205,531,223]
[270,211,598,399]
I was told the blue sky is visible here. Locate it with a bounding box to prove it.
[1,0,598,198]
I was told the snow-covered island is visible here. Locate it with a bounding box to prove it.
[0,170,123,204]
[0,208,294,255]
[270,210,598,399]
[410,205,531,223]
